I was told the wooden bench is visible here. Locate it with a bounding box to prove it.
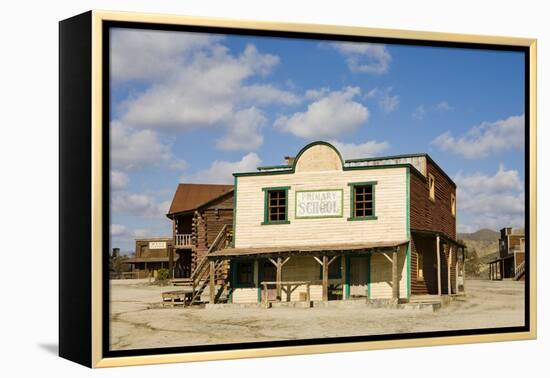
[161,289,193,307]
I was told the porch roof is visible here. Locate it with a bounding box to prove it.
[208,240,408,259]
[124,256,178,263]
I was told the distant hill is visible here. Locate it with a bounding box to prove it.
[458,228,499,242]
[458,229,500,277]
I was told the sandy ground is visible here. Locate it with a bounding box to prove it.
[110,279,525,351]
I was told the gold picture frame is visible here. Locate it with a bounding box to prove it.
[59,10,537,368]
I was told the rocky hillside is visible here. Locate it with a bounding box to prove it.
[458,229,499,277]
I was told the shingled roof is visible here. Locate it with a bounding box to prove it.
[166,183,233,217]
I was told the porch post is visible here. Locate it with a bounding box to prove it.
[341,255,348,300]
[392,247,399,300]
[276,257,282,301]
[168,246,174,279]
[322,255,329,302]
[448,246,452,295]
[455,248,459,294]
[209,260,215,304]
[462,248,466,293]
[436,235,442,296]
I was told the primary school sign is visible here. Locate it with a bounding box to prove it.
[295,189,343,219]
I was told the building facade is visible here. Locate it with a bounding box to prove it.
[125,237,174,278]
[488,228,525,280]
[206,141,466,305]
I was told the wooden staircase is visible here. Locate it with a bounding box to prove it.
[183,225,232,305]
[514,260,525,281]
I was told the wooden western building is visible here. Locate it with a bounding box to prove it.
[125,237,174,278]
[166,184,234,282]
[488,228,525,281]
[198,141,467,305]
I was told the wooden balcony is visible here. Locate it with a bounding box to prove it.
[175,234,193,248]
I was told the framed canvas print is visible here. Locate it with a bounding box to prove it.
[59,10,537,368]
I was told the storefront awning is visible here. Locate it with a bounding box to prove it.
[208,240,408,259]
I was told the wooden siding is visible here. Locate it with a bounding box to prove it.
[231,288,258,304]
[235,167,408,248]
[410,160,456,240]
[410,236,429,295]
[369,245,407,299]
[134,239,173,259]
[281,256,325,301]
[191,193,234,270]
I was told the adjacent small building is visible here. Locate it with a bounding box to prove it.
[488,228,525,280]
[166,184,234,280]
[125,237,174,278]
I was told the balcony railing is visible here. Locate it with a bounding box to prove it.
[175,234,193,248]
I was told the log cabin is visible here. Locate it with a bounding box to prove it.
[488,228,525,280]
[202,141,467,305]
[165,184,234,282]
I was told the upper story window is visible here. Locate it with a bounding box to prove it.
[428,173,436,201]
[262,187,290,225]
[451,193,456,217]
[348,181,377,221]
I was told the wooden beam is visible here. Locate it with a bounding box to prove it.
[281,256,291,267]
[313,256,323,266]
[341,256,347,300]
[462,248,466,293]
[448,246,452,295]
[268,258,278,267]
[322,255,329,302]
[276,257,283,301]
[455,248,458,294]
[327,255,338,266]
[392,248,399,300]
[436,235,442,296]
[381,252,393,263]
[209,260,215,304]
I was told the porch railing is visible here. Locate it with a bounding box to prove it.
[175,233,193,248]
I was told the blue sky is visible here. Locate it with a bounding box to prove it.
[109,27,526,252]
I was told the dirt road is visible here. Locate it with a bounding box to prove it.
[110,279,525,351]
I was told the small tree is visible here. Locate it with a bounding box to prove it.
[155,268,170,283]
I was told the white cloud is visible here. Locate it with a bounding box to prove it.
[240,84,301,106]
[274,87,369,139]
[111,191,171,217]
[367,87,399,113]
[115,41,287,152]
[110,170,128,190]
[435,101,453,112]
[110,223,128,236]
[330,42,391,74]
[412,105,426,120]
[216,108,265,151]
[329,140,390,159]
[186,153,262,184]
[432,114,525,158]
[454,165,524,231]
[110,28,221,82]
[110,121,187,171]
[413,101,452,120]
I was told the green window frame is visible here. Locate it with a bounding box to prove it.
[348,181,378,221]
[234,260,255,287]
[261,186,291,225]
